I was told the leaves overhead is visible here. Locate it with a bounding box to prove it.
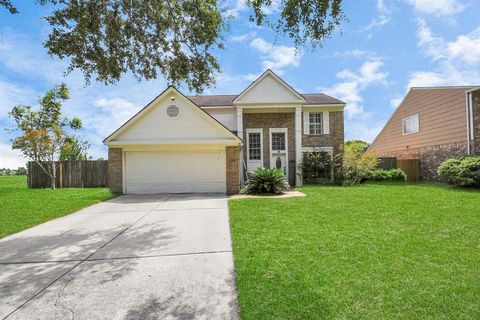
[2,0,345,92]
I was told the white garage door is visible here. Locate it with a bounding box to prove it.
[125,150,226,194]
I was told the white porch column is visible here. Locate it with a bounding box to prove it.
[236,107,244,185]
[295,106,303,186]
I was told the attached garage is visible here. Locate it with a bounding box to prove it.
[104,86,241,195]
[124,150,226,194]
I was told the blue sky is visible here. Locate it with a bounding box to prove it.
[1,0,480,168]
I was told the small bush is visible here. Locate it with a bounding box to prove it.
[438,156,480,187]
[299,151,332,183]
[242,167,290,194]
[335,148,379,185]
[367,169,407,182]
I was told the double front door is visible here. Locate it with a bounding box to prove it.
[246,128,288,176]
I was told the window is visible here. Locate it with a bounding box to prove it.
[248,132,261,160]
[402,114,419,135]
[271,132,285,151]
[309,112,323,134]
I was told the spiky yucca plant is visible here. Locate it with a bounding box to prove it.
[244,167,290,194]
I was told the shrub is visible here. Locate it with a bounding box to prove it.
[299,151,332,183]
[367,169,407,182]
[438,156,480,187]
[242,167,290,194]
[335,147,379,185]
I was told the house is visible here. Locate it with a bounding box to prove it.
[369,86,480,179]
[104,70,346,194]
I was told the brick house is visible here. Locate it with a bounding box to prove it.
[104,69,346,194]
[369,87,480,180]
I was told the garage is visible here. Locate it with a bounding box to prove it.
[104,86,240,195]
[125,150,226,194]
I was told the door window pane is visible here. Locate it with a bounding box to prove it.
[272,132,286,151]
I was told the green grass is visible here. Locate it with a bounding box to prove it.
[0,176,113,238]
[229,183,480,319]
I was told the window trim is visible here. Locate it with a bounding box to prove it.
[246,128,263,162]
[402,114,420,135]
[309,112,323,135]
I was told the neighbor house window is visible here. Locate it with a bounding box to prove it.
[309,112,323,135]
[248,132,261,160]
[402,114,419,135]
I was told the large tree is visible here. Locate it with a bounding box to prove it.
[8,83,82,189]
[1,0,345,92]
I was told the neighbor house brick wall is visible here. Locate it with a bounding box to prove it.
[226,146,240,194]
[243,113,296,185]
[375,141,468,180]
[472,91,480,155]
[108,148,123,193]
[302,111,344,154]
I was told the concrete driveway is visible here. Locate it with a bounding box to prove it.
[0,194,239,320]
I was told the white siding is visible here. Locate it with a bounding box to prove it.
[204,109,237,131]
[236,73,302,103]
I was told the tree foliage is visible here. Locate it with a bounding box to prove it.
[59,136,90,161]
[345,140,370,155]
[8,84,83,189]
[2,0,345,92]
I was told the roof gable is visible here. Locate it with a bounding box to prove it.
[234,69,306,104]
[104,87,240,145]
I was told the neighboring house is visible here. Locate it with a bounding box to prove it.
[369,86,480,179]
[104,70,346,194]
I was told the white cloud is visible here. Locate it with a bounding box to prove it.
[225,0,248,17]
[249,38,301,74]
[362,0,392,31]
[405,0,463,16]
[0,142,26,169]
[390,96,404,109]
[230,31,257,43]
[447,27,480,64]
[408,20,480,87]
[319,58,388,118]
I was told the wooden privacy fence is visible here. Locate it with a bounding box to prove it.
[28,160,108,188]
[397,159,420,182]
[377,157,397,170]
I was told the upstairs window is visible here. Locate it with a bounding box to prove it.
[309,112,323,135]
[402,114,419,135]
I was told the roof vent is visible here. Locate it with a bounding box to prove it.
[167,105,180,119]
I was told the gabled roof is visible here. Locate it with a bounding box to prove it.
[233,69,306,103]
[103,86,241,144]
[369,86,478,151]
[187,92,344,107]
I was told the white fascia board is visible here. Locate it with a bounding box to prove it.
[106,138,240,147]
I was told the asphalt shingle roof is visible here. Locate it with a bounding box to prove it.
[187,93,345,107]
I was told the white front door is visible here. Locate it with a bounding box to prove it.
[269,128,288,177]
[246,129,263,172]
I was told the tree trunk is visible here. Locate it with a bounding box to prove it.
[50,161,56,190]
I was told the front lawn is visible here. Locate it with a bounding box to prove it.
[229,183,480,319]
[0,176,113,238]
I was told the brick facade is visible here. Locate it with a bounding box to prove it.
[226,146,240,194]
[243,113,296,185]
[302,111,345,154]
[376,141,468,180]
[472,91,480,155]
[108,148,123,193]
[243,111,344,185]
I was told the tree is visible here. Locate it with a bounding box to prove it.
[15,167,28,175]
[1,0,345,93]
[59,136,89,161]
[8,84,82,189]
[345,140,370,155]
